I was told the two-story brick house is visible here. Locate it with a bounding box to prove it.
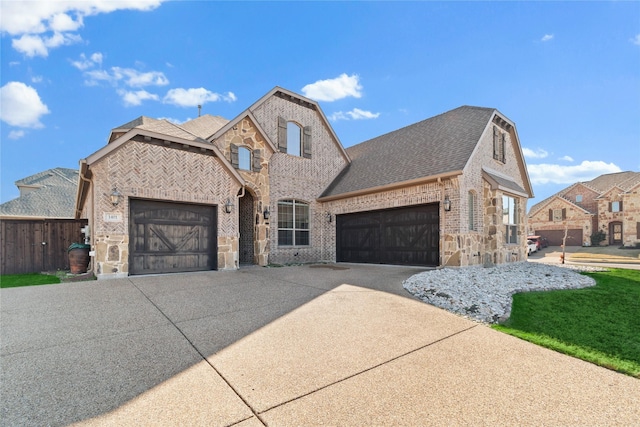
[75,87,533,279]
[527,171,640,247]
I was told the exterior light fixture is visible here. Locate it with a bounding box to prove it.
[263,208,270,220]
[110,188,122,206]
[443,195,451,212]
[224,198,234,214]
[326,212,332,223]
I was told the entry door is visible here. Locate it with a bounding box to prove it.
[610,222,622,245]
[129,200,216,275]
[336,204,439,266]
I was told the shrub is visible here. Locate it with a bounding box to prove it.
[590,231,606,246]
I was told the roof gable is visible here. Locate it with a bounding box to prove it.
[321,105,495,198]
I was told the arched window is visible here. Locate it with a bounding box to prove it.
[286,122,301,157]
[277,199,309,246]
[238,146,251,171]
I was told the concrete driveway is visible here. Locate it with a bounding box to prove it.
[1,264,638,426]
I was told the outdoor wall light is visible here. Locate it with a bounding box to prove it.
[443,195,451,212]
[224,198,234,214]
[263,208,270,220]
[110,188,122,206]
[326,212,332,223]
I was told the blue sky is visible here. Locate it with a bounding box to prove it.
[1,1,639,210]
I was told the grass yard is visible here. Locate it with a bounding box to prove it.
[493,268,640,378]
[0,272,61,288]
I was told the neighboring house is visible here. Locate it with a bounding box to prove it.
[527,171,640,247]
[75,87,533,279]
[0,168,79,219]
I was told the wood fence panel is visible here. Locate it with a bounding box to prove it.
[0,219,87,275]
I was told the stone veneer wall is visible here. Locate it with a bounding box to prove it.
[251,94,349,265]
[597,185,640,247]
[456,120,529,266]
[215,116,273,266]
[87,140,240,278]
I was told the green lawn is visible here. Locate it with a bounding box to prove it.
[493,268,640,378]
[0,272,61,288]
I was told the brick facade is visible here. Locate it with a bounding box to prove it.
[78,88,533,278]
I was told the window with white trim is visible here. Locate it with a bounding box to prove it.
[277,199,309,246]
[502,195,518,244]
[286,122,301,156]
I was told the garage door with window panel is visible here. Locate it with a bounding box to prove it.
[130,200,216,275]
[337,204,439,266]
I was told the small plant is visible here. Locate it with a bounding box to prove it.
[590,231,606,246]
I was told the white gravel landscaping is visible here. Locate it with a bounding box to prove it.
[403,262,607,324]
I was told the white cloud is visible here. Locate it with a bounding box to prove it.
[1,1,164,56]
[541,34,554,42]
[31,75,43,83]
[118,89,159,107]
[158,117,186,124]
[632,34,640,46]
[0,82,50,128]
[302,74,363,102]
[71,52,103,70]
[559,155,574,162]
[522,147,549,159]
[329,108,380,121]
[163,88,236,107]
[8,130,26,139]
[82,67,168,87]
[527,161,622,185]
[111,67,168,87]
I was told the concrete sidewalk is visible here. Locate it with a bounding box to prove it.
[1,264,638,426]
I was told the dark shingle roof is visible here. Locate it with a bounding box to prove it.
[0,168,79,218]
[321,106,495,198]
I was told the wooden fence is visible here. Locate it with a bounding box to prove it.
[0,219,88,275]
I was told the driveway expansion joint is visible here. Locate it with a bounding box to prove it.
[127,279,268,426]
[257,323,480,416]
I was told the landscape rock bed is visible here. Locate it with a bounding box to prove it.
[403,262,606,324]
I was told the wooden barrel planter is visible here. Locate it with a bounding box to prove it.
[68,243,91,274]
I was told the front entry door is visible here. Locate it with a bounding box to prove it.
[610,222,622,245]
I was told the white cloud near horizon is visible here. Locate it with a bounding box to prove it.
[329,108,380,121]
[163,88,236,107]
[559,155,574,162]
[541,34,554,42]
[302,74,363,102]
[522,147,548,159]
[1,1,164,57]
[527,161,622,185]
[0,82,50,128]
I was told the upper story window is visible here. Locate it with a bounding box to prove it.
[287,122,302,156]
[278,117,312,158]
[502,195,518,244]
[277,199,310,246]
[575,195,583,203]
[552,209,564,222]
[493,126,506,164]
[610,201,622,212]
[238,147,251,170]
[230,143,261,172]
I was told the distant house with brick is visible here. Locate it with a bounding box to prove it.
[0,168,79,219]
[75,87,533,279]
[527,171,640,247]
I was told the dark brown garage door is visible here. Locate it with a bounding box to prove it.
[536,229,583,246]
[130,200,216,275]
[337,204,439,266]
